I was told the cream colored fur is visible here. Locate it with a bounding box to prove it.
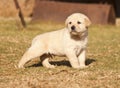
[18,13,91,69]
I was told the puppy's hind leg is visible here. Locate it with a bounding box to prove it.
[18,44,45,68]
[40,54,55,68]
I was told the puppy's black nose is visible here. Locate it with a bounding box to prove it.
[71,25,75,31]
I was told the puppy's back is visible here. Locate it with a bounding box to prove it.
[32,28,65,46]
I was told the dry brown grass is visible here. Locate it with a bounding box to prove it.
[0,20,120,88]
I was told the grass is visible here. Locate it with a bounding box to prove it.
[0,19,120,88]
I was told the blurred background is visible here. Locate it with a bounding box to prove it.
[0,0,120,26]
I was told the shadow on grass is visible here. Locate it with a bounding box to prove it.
[28,58,96,68]
[85,58,96,65]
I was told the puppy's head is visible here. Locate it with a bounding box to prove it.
[65,13,91,35]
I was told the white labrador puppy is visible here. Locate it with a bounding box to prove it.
[18,13,91,69]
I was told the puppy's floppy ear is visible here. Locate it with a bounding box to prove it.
[84,17,91,27]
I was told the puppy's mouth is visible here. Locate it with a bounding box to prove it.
[70,30,86,36]
[70,31,78,35]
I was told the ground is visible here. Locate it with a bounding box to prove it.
[0,19,120,88]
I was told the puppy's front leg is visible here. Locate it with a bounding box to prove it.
[78,49,87,68]
[66,49,80,68]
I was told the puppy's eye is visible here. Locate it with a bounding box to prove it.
[77,21,81,24]
[69,22,72,24]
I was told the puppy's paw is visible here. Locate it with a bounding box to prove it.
[79,65,88,69]
[18,64,25,69]
[49,65,56,68]
[44,64,56,68]
[72,65,81,69]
